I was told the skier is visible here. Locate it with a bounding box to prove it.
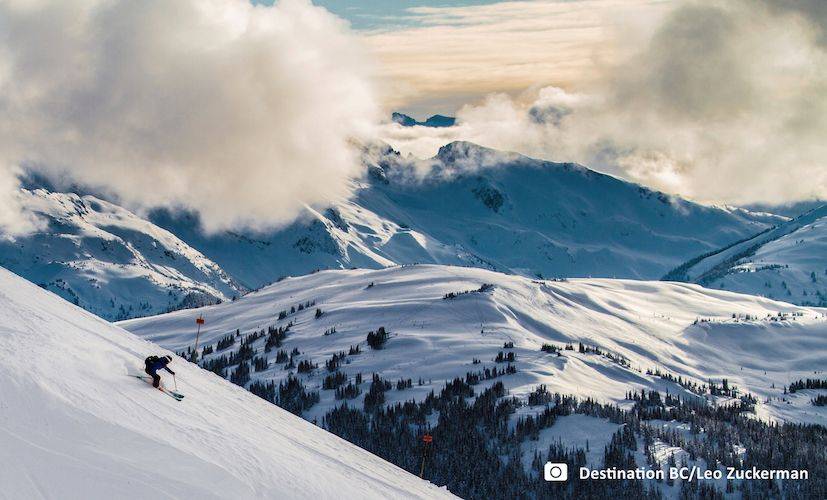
[144,355,175,389]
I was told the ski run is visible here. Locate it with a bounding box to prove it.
[0,266,454,499]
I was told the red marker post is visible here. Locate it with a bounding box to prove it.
[192,315,205,362]
[420,433,433,478]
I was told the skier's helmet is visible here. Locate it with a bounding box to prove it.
[165,355,173,362]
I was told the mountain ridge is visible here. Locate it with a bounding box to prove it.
[0,189,246,320]
[153,141,782,284]
[663,204,827,306]
[391,112,456,128]
[4,141,784,319]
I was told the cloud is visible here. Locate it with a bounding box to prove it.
[0,0,378,234]
[380,0,827,206]
[0,165,43,236]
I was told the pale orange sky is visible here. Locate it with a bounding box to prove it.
[362,0,674,116]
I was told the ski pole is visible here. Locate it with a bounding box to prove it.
[173,373,178,391]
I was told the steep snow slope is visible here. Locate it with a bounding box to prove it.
[665,205,827,306]
[122,264,827,426]
[0,266,453,499]
[0,189,245,320]
[148,142,780,289]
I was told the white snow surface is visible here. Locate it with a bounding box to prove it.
[0,266,453,500]
[669,205,827,306]
[520,414,620,470]
[121,264,827,427]
[0,189,245,320]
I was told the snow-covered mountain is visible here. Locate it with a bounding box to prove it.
[0,265,453,499]
[149,142,781,289]
[5,141,783,320]
[0,189,246,320]
[744,199,826,218]
[122,264,827,427]
[664,204,827,306]
[120,264,827,497]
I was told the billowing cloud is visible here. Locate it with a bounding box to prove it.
[0,165,43,235]
[381,0,827,206]
[0,0,379,234]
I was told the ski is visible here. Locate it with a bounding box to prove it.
[128,374,185,401]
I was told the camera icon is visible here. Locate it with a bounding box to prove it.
[544,462,568,481]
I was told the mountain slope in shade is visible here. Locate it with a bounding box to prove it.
[121,264,827,427]
[353,142,782,279]
[0,189,246,320]
[664,205,827,306]
[149,142,781,290]
[0,265,454,499]
[744,199,826,218]
[391,112,456,127]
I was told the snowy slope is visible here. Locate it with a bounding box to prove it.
[148,142,780,290]
[0,189,245,320]
[665,204,827,306]
[121,264,827,426]
[0,265,454,499]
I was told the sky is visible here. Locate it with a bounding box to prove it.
[256,0,508,30]
[265,0,674,117]
[0,0,825,236]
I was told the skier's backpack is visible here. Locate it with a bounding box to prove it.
[144,355,159,368]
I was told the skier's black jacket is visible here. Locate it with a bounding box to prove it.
[144,356,175,375]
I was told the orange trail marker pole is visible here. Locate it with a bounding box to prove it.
[193,315,205,361]
[420,433,433,478]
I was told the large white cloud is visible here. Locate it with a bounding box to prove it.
[0,0,379,234]
[381,0,827,206]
